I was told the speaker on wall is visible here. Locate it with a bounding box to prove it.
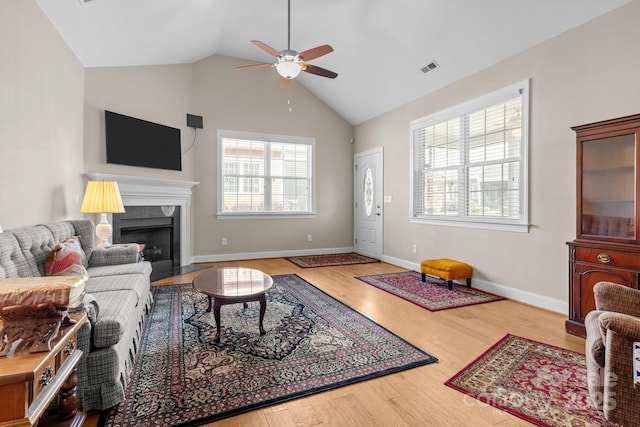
[186,114,203,129]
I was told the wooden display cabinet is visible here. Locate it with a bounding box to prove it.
[567,114,640,337]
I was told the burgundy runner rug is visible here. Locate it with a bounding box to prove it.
[445,334,618,427]
[286,252,379,268]
[356,270,504,312]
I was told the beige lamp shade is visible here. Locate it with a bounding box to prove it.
[80,181,125,214]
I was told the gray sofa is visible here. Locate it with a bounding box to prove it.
[0,219,153,411]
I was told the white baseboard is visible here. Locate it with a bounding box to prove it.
[192,247,355,263]
[190,250,568,315]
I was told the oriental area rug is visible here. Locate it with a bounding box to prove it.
[445,334,617,427]
[102,274,436,426]
[285,252,379,268]
[355,271,504,312]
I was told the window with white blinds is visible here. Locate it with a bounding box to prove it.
[410,80,529,232]
[218,130,315,217]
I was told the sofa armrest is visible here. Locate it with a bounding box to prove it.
[599,311,640,341]
[594,281,640,318]
[89,244,140,267]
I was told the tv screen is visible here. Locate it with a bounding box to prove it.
[105,110,182,171]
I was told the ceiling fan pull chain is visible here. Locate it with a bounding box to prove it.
[287,0,291,50]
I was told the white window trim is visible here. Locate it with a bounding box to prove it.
[409,80,530,232]
[217,129,317,219]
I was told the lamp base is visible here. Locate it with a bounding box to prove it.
[95,213,113,248]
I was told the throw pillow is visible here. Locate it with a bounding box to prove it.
[45,237,89,278]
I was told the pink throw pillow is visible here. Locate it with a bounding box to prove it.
[45,237,89,278]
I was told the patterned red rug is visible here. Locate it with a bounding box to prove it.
[355,270,504,311]
[285,252,379,268]
[101,274,436,426]
[445,334,618,427]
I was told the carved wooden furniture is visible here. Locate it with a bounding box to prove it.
[567,114,640,337]
[0,313,87,427]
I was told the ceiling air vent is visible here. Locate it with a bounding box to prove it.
[421,60,440,74]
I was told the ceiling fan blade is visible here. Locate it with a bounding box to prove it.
[299,45,334,61]
[302,64,338,79]
[234,63,274,71]
[280,77,292,88]
[251,40,281,57]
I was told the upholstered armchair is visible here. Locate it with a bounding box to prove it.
[585,281,640,426]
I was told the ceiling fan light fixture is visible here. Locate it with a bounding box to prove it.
[276,58,302,79]
[235,0,336,84]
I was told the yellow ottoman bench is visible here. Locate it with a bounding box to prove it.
[421,259,472,290]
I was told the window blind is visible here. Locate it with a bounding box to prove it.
[411,80,528,228]
[218,130,315,216]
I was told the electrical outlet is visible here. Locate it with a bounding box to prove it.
[412,244,417,253]
[221,238,228,246]
[307,234,313,242]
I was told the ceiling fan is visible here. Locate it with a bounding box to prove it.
[234,0,338,87]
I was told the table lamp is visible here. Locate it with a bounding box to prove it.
[80,180,125,247]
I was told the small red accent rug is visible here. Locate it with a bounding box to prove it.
[285,252,379,268]
[445,334,618,427]
[355,270,504,312]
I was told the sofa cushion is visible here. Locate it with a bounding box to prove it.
[91,290,139,348]
[89,244,140,267]
[0,232,28,279]
[67,220,96,266]
[86,273,150,302]
[45,237,89,278]
[10,225,56,277]
[87,261,152,279]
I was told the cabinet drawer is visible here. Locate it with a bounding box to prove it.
[575,247,640,270]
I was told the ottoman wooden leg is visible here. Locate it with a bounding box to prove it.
[466,278,472,288]
[421,272,426,282]
[447,280,453,290]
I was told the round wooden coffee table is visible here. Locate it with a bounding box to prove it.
[193,267,273,342]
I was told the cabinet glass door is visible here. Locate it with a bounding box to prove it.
[581,134,635,240]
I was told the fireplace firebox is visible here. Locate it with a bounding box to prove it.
[112,206,180,280]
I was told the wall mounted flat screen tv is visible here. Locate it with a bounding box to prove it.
[105,110,182,171]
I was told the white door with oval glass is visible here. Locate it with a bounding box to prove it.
[354,148,383,259]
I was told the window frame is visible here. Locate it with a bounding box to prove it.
[409,80,530,232]
[217,129,316,219]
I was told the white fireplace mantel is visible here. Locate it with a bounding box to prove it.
[85,173,199,267]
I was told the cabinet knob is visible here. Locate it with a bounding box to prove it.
[597,253,611,263]
[64,339,75,356]
[39,365,53,387]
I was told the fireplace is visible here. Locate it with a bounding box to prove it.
[85,173,199,279]
[113,206,180,277]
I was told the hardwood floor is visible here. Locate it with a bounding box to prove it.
[86,258,585,426]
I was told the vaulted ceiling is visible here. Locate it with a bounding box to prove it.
[36,0,630,125]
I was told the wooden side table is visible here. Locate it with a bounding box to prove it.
[0,313,87,427]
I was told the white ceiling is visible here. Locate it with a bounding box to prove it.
[36,0,630,125]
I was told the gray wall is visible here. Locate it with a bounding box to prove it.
[0,0,85,229]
